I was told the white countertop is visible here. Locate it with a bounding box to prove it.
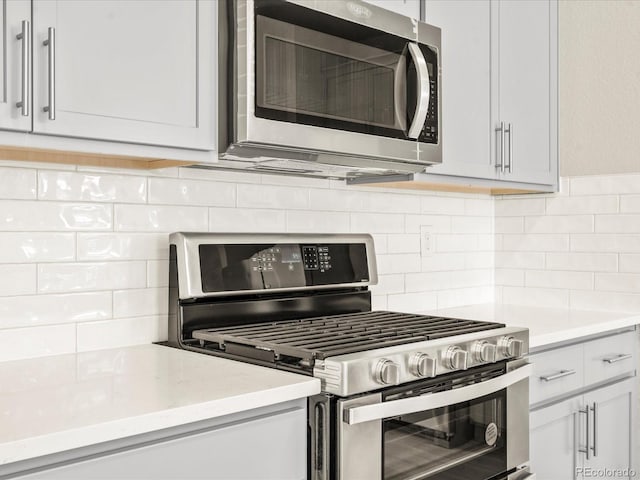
[0,344,320,466]
[422,303,640,350]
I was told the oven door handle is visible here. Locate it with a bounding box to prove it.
[343,363,531,425]
[407,42,430,139]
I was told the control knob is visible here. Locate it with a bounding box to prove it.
[473,341,497,363]
[409,353,436,378]
[375,359,400,385]
[499,336,525,358]
[445,346,468,371]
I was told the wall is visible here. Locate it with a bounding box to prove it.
[559,0,640,176]
[0,161,494,362]
[495,174,640,311]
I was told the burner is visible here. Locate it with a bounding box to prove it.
[191,311,504,370]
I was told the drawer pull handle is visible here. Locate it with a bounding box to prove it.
[603,353,632,364]
[540,369,576,382]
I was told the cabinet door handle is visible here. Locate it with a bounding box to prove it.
[43,27,55,120]
[506,122,513,173]
[578,404,590,460]
[603,353,632,364]
[495,122,505,173]
[591,402,597,457]
[540,369,576,382]
[16,20,31,116]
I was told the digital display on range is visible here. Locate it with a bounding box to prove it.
[198,243,369,293]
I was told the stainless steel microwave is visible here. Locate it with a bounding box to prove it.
[215,0,442,180]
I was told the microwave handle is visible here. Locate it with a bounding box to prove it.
[407,43,430,139]
[343,363,531,425]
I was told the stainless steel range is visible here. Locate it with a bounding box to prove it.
[168,233,534,480]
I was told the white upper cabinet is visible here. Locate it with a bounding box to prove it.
[494,0,557,186]
[31,0,215,150]
[420,0,557,191]
[0,1,32,132]
[424,0,493,180]
[362,0,421,20]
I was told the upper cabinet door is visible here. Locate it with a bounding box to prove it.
[32,0,215,150]
[0,0,32,132]
[424,0,494,180]
[495,0,557,186]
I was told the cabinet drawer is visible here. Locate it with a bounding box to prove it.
[584,331,636,386]
[530,343,584,405]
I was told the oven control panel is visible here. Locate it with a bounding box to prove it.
[199,242,370,293]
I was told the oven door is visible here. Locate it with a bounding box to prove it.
[337,360,531,480]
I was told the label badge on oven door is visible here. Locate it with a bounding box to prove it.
[485,422,498,446]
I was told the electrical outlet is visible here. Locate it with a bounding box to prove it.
[420,225,434,256]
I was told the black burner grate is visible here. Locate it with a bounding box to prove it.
[191,311,504,367]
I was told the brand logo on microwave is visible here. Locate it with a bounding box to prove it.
[347,2,372,19]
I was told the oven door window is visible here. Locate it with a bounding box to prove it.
[383,390,507,480]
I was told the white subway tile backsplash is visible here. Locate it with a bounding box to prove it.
[495,198,545,216]
[0,201,112,231]
[351,213,404,233]
[387,234,421,254]
[148,178,235,206]
[0,168,36,199]
[594,273,640,293]
[495,217,524,234]
[286,210,350,233]
[495,268,525,287]
[545,252,618,272]
[421,196,465,215]
[524,215,594,234]
[209,207,286,232]
[113,288,168,318]
[77,316,166,352]
[0,324,76,362]
[545,195,618,215]
[404,272,451,292]
[0,163,499,358]
[308,189,369,212]
[38,262,146,293]
[0,233,75,263]
[369,274,404,295]
[525,270,593,290]
[595,215,640,233]
[570,234,640,253]
[405,214,451,234]
[619,254,640,273]
[0,292,112,328]
[376,254,422,274]
[451,216,492,234]
[237,184,308,210]
[0,265,36,295]
[495,252,545,269]
[77,233,170,260]
[147,260,169,288]
[437,286,493,310]
[387,292,437,313]
[114,205,208,232]
[38,171,147,203]
[502,234,569,252]
[620,195,640,213]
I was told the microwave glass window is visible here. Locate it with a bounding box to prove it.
[264,37,395,127]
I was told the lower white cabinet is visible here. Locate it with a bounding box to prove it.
[529,329,637,480]
[8,400,307,480]
[531,378,635,480]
